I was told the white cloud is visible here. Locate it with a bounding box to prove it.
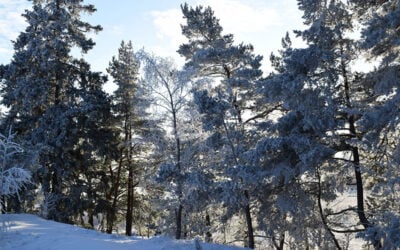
[148,0,303,73]
[151,9,183,40]
[149,8,187,65]
[200,0,282,34]
[149,0,282,46]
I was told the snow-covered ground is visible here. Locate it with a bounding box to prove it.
[0,214,247,250]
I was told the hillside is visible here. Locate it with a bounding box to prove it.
[0,214,247,250]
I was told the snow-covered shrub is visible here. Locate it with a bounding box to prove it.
[0,129,31,213]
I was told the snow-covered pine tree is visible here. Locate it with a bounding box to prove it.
[70,60,115,228]
[0,0,111,223]
[350,0,400,247]
[178,4,264,248]
[252,0,379,248]
[107,41,156,236]
[107,40,140,236]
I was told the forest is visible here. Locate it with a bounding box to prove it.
[0,0,399,249]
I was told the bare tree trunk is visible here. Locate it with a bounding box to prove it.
[273,232,285,250]
[0,195,5,214]
[176,204,183,239]
[205,213,212,242]
[172,108,184,240]
[244,191,255,249]
[107,159,123,234]
[316,168,342,250]
[341,45,381,249]
[126,165,134,236]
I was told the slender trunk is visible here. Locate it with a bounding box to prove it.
[273,232,285,250]
[352,144,369,228]
[340,45,381,249]
[316,168,342,250]
[125,134,134,236]
[0,196,5,214]
[176,204,183,239]
[244,191,255,249]
[126,165,134,236]
[341,48,369,229]
[205,213,212,242]
[88,209,94,229]
[107,158,123,234]
[279,233,285,250]
[124,110,135,237]
[51,170,59,194]
[172,108,183,240]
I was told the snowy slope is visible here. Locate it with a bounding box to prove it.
[0,214,247,250]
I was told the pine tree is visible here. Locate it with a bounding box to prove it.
[107,41,156,236]
[252,0,376,248]
[350,0,400,247]
[0,0,110,222]
[178,4,264,248]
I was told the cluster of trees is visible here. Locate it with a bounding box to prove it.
[0,0,398,249]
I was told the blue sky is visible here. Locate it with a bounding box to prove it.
[0,0,305,75]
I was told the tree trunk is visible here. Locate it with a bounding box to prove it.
[175,205,183,239]
[273,232,285,250]
[126,165,134,236]
[316,168,342,250]
[205,213,212,242]
[0,195,5,214]
[341,47,381,248]
[352,145,369,228]
[244,191,255,249]
[172,107,184,240]
[176,204,183,239]
[107,158,123,234]
[279,233,285,250]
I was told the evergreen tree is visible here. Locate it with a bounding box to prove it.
[252,0,374,248]
[350,0,400,247]
[107,41,156,236]
[178,4,264,248]
[0,0,110,223]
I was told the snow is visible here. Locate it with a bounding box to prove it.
[0,213,247,250]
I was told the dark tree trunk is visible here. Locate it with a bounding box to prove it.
[176,204,183,239]
[341,46,381,249]
[273,232,285,250]
[124,114,135,237]
[316,168,342,250]
[244,191,255,249]
[107,158,123,234]
[172,107,183,240]
[279,234,285,250]
[0,195,5,214]
[205,213,212,242]
[125,165,134,236]
[352,145,369,228]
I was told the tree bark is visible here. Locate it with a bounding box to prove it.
[341,45,381,249]
[316,168,342,250]
[176,204,183,239]
[205,213,212,242]
[125,165,134,236]
[244,191,255,249]
[0,195,5,214]
[107,158,123,234]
